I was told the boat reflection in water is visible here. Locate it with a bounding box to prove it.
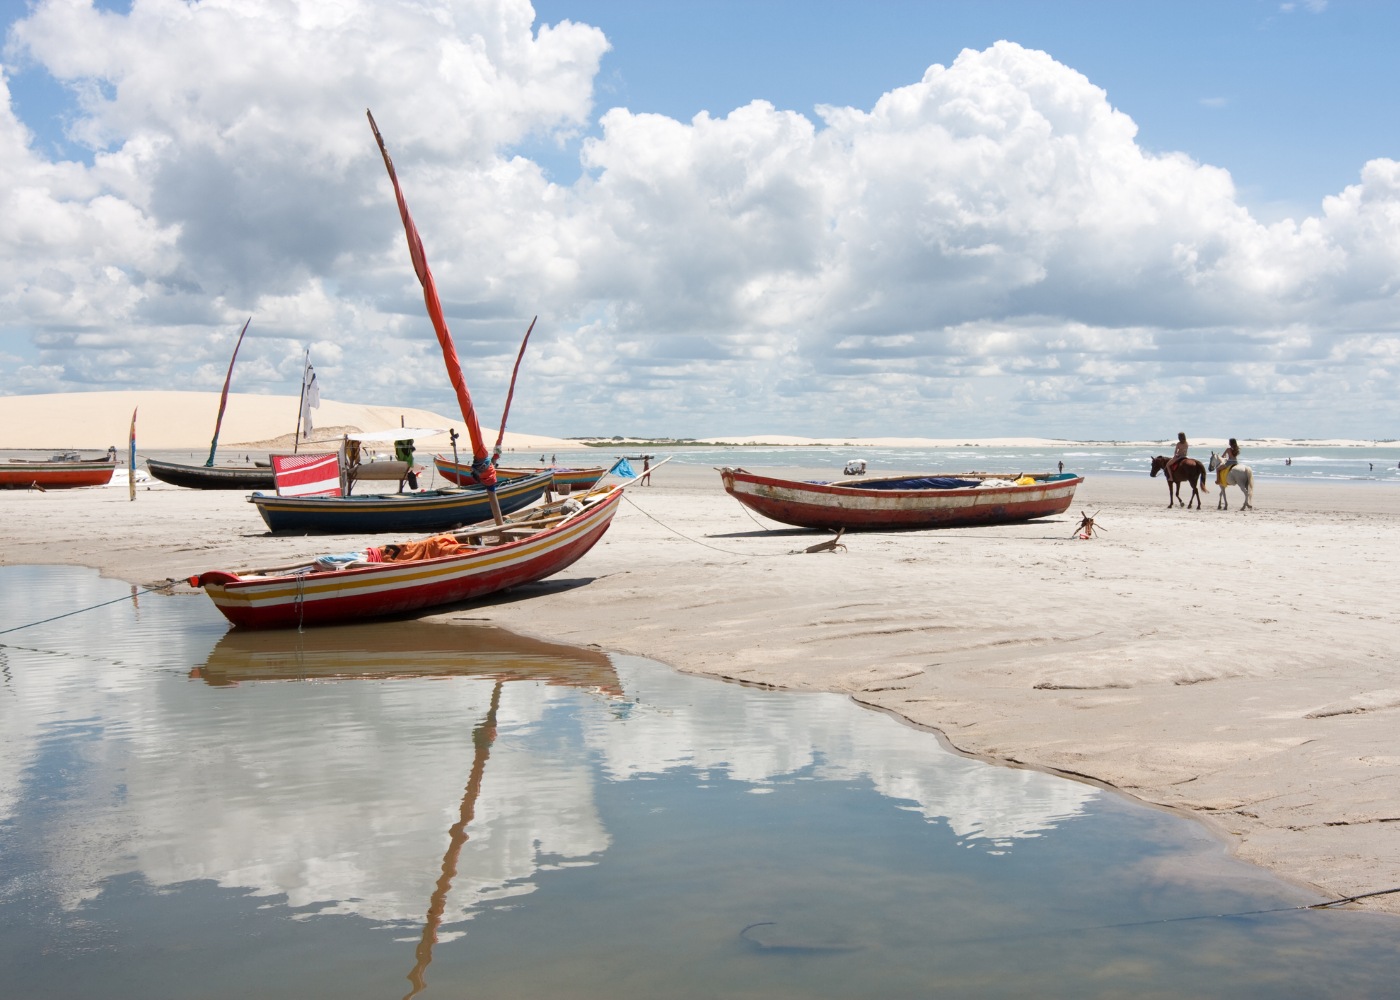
[193,618,621,694]
[194,618,622,997]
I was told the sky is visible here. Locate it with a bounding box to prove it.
[1,0,1398,441]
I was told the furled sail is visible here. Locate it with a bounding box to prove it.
[206,317,251,467]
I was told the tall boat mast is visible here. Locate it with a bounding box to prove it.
[367,109,502,523]
[206,318,251,467]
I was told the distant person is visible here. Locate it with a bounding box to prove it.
[641,456,652,486]
[1370,463,1374,471]
[1058,460,1064,474]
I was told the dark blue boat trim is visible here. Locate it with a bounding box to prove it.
[250,470,554,533]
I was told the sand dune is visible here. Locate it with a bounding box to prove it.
[0,390,576,451]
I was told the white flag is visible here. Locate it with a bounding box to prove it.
[300,363,320,437]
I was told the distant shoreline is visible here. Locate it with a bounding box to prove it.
[574,437,1399,449]
[0,390,1394,451]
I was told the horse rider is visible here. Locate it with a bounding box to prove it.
[1165,432,1189,478]
[1220,437,1241,474]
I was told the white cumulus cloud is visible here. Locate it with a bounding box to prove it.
[0,2,1397,439]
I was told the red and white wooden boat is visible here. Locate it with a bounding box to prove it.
[1,453,118,489]
[719,467,1083,531]
[191,486,623,629]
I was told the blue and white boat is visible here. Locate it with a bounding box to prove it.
[249,469,553,534]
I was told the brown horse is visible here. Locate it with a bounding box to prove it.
[1149,455,1209,509]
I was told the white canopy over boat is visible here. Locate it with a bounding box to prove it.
[308,427,448,444]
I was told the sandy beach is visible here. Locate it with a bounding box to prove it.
[3,394,1399,917]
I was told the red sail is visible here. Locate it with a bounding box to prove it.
[207,317,250,467]
[367,110,495,488]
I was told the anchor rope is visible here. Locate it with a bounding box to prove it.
[0,586,166,635]
[622,493,776,556]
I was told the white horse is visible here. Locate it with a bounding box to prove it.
[1207,452,1254,510]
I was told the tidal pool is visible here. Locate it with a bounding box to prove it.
[1,565,1396,999]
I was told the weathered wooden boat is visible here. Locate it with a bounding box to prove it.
[1,453,118,489]
[193,485,624,629]
[147,458,275,490]
[719,467,1083,530]
[434,454,607,492]
[249,468,554,534]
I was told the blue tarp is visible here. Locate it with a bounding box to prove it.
[608,457,637,478]
[851,477,983,491]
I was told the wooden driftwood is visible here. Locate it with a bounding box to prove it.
[794,528,846,554]
[1072,510,1103,539]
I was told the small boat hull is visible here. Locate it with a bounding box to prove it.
[0,458,117,489]
[434,456,606,492]
[720,468,1083,530]
[249,470,554,533]
[146,459,276,490]
[195,487,623,629]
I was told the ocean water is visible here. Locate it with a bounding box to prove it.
[581,443,1400,484]
[2,565,1398,998]
[11,443,1396,492]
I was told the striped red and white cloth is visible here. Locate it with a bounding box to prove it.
[272,452,342,497]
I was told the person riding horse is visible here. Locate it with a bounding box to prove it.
[1208,443,1255,510]
[1219,438,1240,475]
[1165,433,1207,492]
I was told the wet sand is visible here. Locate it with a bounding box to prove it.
[4,460,1399,914]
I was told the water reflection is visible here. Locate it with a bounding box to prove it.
[195,620,622,692]
[3,566,1398,999]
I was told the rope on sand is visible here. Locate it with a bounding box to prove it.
[622,493,771,555]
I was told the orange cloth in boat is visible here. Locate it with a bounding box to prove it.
[375,534,466,562]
